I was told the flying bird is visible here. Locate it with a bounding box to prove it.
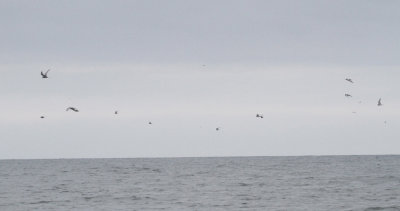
[216,127,220,131]
[66,107,79,112]
[115,111,118,115]
[41,69,50,78]
[345,94,352,97]
[148,121,152,125]
[378,98,383,106]
[256,114,264,118]
[40,116,45,119]
[345,78,353,83]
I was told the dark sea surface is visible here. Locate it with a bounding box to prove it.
[1,156,400,210]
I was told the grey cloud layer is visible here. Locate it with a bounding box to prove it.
[1,0,399,65]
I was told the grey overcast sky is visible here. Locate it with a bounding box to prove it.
[1,0,400,159]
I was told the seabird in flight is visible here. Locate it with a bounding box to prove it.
[256,114,264,118]
[216,127,220,131]
[115,111,118,115]
[148,121,152,125]
[378,98,383,106]
[40,116,45,119]
[66,107,79,112]
[345,78,353,83]
[345,94,352,97]
[41,69,50,78]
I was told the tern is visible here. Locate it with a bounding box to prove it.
[345,94,352,97]
[256,114,264,118]
[345,78,353,83]
[66,107,79,112]
[41,69,50,78]
[378,98,383,106]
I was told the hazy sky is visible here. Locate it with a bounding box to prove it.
[1,0,400,159]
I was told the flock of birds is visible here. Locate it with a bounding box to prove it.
[40,70,167,128]
[344,77,384,124]
[38,70,384,129]
[344,77,383,106]
[40,70,80,117]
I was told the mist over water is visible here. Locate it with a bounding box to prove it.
[1,155,400,210]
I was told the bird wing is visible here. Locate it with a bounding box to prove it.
[45,69,50,75]
[66,107,75,111]
[41,71,45,76]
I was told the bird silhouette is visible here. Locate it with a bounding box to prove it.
[378,98,383,106]
[345,78,353,83]
[41,69,50,78]
[66,107,79,112]
[345,94,352,97]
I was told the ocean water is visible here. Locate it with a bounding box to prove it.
[1,156,400,210]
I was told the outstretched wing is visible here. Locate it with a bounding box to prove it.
[41,71,45,77]
[45,69,50,75]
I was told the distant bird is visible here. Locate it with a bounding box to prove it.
[40,116,45,119]
[66,107,79,112]
[378,98,383,106]
[352,111,357,114]
[256,114,264,118]
[345,78,353,83]
[115,111,118,115]
[216,127,220,131]
[148,121,152,125]
[41,69,50,78]
[345,94,352,97]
